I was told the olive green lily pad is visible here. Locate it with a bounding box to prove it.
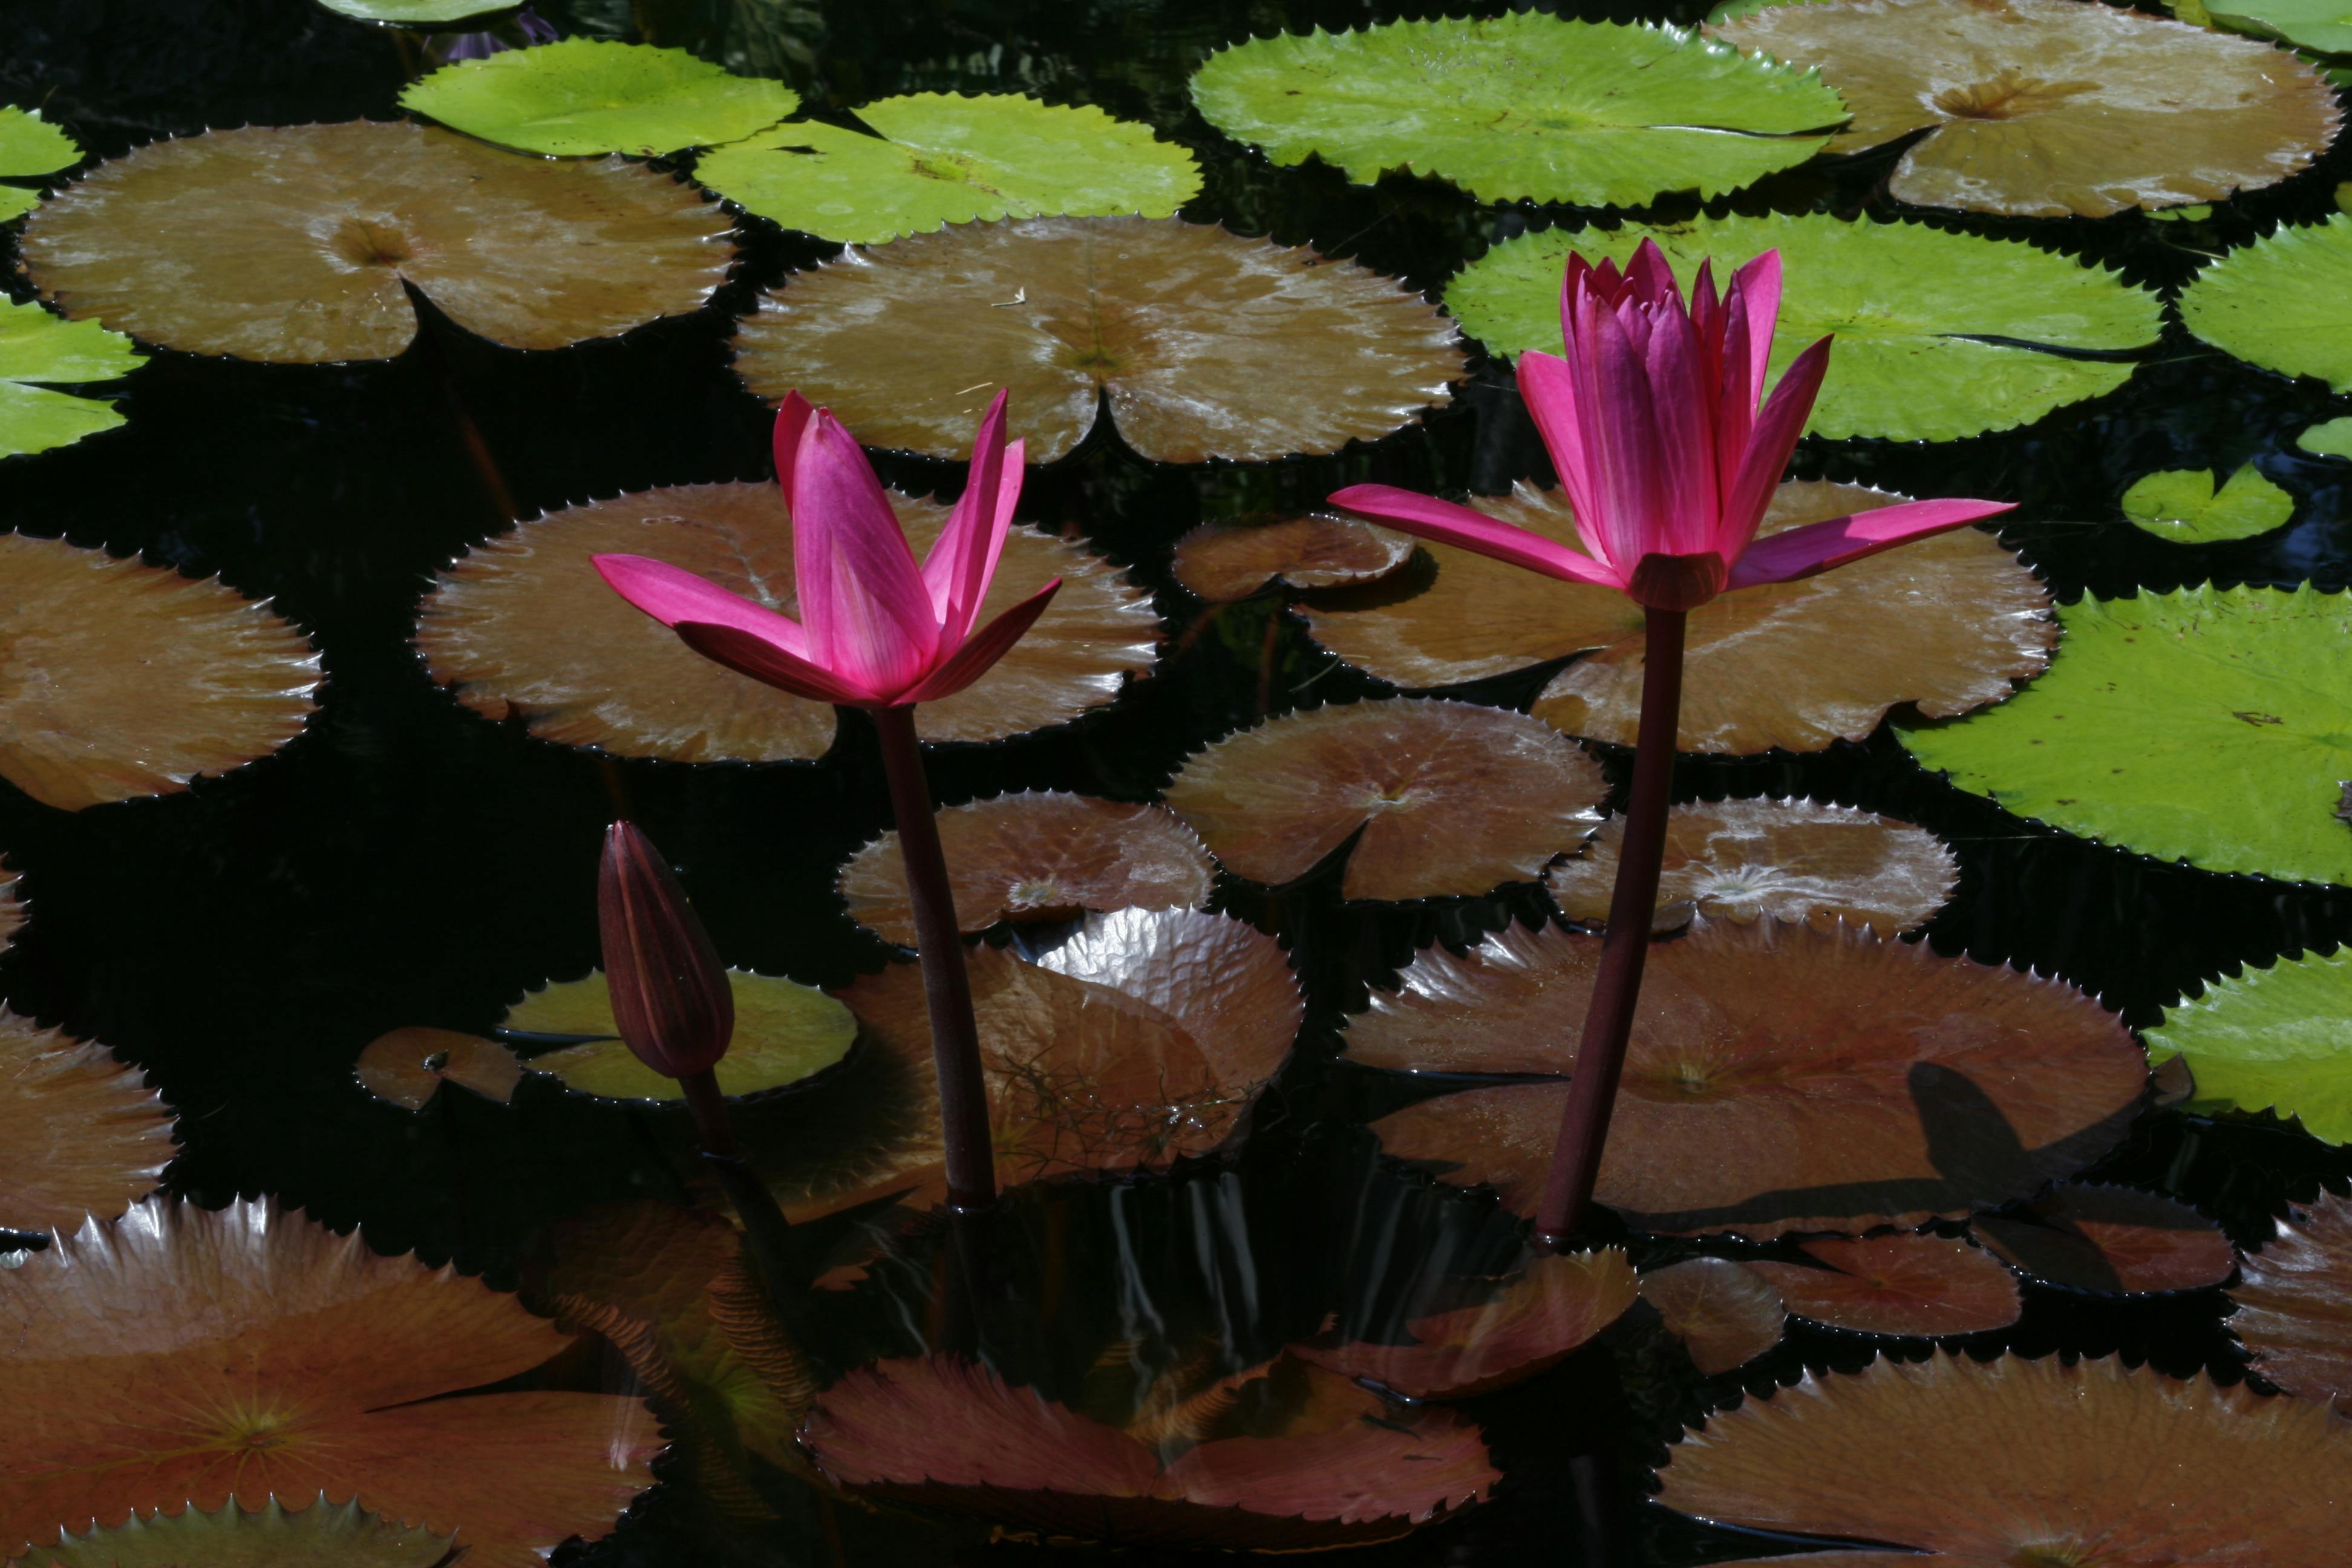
[2181,216,2352,393]
[2206,0,2352,56]
[1448,214,2157,442]
[699,93,1200,246]
[35,1495,453,1568]
[503,967,857,1102]
[400,39,799,157]
[0,106,79,223]
[319,0,521,21]
[1901,586,2352,887]
[0,299,142,459]
[2297,416,2352,459]
[1189,15,1846,208]
[2145,949,2352,1142]
[2121,464,2293,543]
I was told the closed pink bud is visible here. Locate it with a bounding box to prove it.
[598,820,734,1080]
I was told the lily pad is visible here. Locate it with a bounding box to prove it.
[31,1496,453,1568]
[2297,415,2352,459]
[2144,947,2352,1142]
[503,968,855,1102]
[400,39,799,157]
[1190,16,1844,209]
[837,791,1215,949]
[0,1197,658,1564]
[1310,482,2054,755]
[2180,214,2352,393]
[1162,699,1607,901]
[2122,463,2294,542]
[2229,1191,2352,1410]
[317,0,523,21]
[733,215,1463,464]
[1971,1183,2235,1295]
[2206,0,2352,59]
[21,122,733,363]
[416,482,1157,762]
[0,300,142,460]
[1900,586,2352,887]
[1349,918,2146,1238]
[0,1012,175,1237]
[1711,0,2339,218]
[700,93,1199,246]
[353,1026,526,1111]
[0,107,80,223]
[1446,215,2159,442]
[1638,1259,1787,1376]
[1172,513,1415,603]
[1748,1233,2022,1338]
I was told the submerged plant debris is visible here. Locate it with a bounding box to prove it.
[1637,1257,1788,1375]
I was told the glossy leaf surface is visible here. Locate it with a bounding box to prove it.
[401,39,799,155]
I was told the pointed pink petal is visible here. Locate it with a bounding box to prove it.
[1328,485,1623,587]
[900,578,1062,704]
[1720,336,1831,561]
[1689,258,1724,395]
[1714,303,1758,501]
[1728,250,1782,403]
[920,391,1020,641]
[673,619,878,706]
[1725,498,2017,590]
[792,413,940,693]
[1515,351,1602,550]
[1642,301,1719,557]
[593,554,812,659]
[1583,301,1668,572]
[771,391,815,502]
[1627,238,1680,310]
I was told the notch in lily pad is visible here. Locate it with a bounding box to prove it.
[0,106,80,222]
[0,299,143,460]
[401,39,800,157]
[2121,463,2293,543]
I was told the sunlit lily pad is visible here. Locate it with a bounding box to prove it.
[416,482,1157,761]
[733,215,1463,464]
[1638,1258,1786,1375]
[28,1495,453,1568]
[1972,1183,2235,1295]
[1172,513,1415,603]
[2122,463,2294,543]
[1191,16,1844,208]
[1163,699,1606,901]
[1901,586,2352,887]
[401,39,799,157]
[0,1197,658,1564]
[0,535,319,811]
[503,967,855,1102]
[0,107,80,223]
[2298,415,2352,459]
[2144,947,2352,1142]
[21,122,733,363]
[1546,797,1957,934]
[353,1026,526,1111]
[2180,214,2352,393]
[700,93,1199,246]
[2207,0,2352,52]
[1,301,143,460]
[1748,1233,2021,1338]
[1711,0,2339,218]
[1349,919,2146,1238]
[1447,215,2159,441]
[837,791,1215,949]
[2230,1191,2352,1410]
[0,1013,175,1236]
[317,0,522,21]
[1311,482,2053,756]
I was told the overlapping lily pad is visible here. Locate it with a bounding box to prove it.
[318,0,521,21]
[21,122,733,363]
[1310,482,2053,755]
[2230,1191,2352,1410]
[1748,1233,2022,1337]
[2298,415,2352,459]
[2181,214,2352,393]
[0,1012,175,1236]
[837,791,1215,949]
[733,216,1463,463]
[1189,16,1845,208]
[1638,1258,1787,1375]
[1163,699,1607,901]
[0,535,319,811]
[401,39,800,157]
[1172,513,1415,603]
[1446,215,2159,441]
[2207,0,2352,52]
[1901,586,2352,887]
[0,1197,658,1565]
[1,300,142,460]
[701,94,1200,245]
[1349,918,2146,1238]
[353,1026,525,1111]
[504,968,856,1102]
[29,1496,454,1568]
[2122,463,2294,542]
[1972,1183,2235,1294]
[1,107,80,223]
[416,482,1157,762]
[1711,0,2339,217]
[2145,948,2352,1142]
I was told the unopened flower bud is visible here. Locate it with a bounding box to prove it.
[598,820,733,1080]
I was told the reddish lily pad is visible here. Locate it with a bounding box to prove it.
[0,1012,175,1237]
[2230,1190,2352,1411]
[1748,1233,2022,1338]
[1349,919,2147,1238]
[1638,1258,1786,1375]
[1308,482,2053,755]
[416,482,1157,762]
[21,122,732,362]
[1172,513,1416,603]
[0,864,22,952]
[837,791,1215,949]
[27,1496,454,1568]
[1972,1183,2236,1295]
[352,1027,524,1112]
[1163,699,1607,901]
[733,215,1464,464]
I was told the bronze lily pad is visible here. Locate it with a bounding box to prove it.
[1172,513,1416,603]
[2230,1190,2352,1411]
[1547,797,1957,935]
[1637,1258,1786,1376]
[1748,1233,2022,1338]
[352,1027,524,1112]
[0,865,24,953]
[1972,1182,2236,1295]
[837,791,1216,949]
[1712,0,2340,219]
[1348,919,2147,1238]
[1309,480,2053,755]
[416,482,1157,762]
[21,122,733,362]
[733,215,1465,464]
[1163,699,1607,901]
[0,1013,175,1237]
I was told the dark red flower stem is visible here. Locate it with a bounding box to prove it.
[679,1067,803,1310]
[1536,606,1687,1249]
[871,704,998,1214]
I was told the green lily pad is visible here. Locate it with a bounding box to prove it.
[1189,14,1847,208]
[38,1494,453,1568]
[1901,586,2352,887]
[503,967,857,1101]
[1447,214,2157,442]
[0,107,79,220]
[399,38,799,157]
[699,93,1200,246]
[2206,0,2352,54]
[2146,949,2352,1143]
[2121,464,2294,543]
[0,299,142,459]
[2180,215,2352,393]
[318,0,521,21]
[2297,416,2352,459]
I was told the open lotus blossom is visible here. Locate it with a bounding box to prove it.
[593,389,1059,708]
[1332,240,2013,612]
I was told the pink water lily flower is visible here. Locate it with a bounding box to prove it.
[1332,240,2013,612]
[593,390,1059,708]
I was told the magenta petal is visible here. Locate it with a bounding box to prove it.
[1641,303,1718,557]
[793,413,941,693]
[674,619,877,706]
[592,553,812,659]
[1720,336,1831,558]
[1328,485,1622,587]
[1583,302,1668,572]
[901,578,1062,704]
[1725,498,2017,590]
[1514,351,1601,545]
[771,390,815,503]
[921,391,1019,641]
[1728,250,1783,403]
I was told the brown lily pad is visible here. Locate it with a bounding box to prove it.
[1713,0,2341,220]
[0,534,319,811]
[1657,1353,2352,1561]
[416,482,1157,762]
[1972,1182,2236,1295]
[21,122,732,362]
[1163,699,1607,901]
[1290,1249,1636,1399]
[0,1012,175,1237]
[1547,797,1957,935]
[1309,481,2053,756]
[1349,918,2148,1238]
[1172,513,1416,603]
[353,1027,524,1112]
[733,215,1464,464]
[2229,1189,2352,1411]
[1637,1258,1786,1376]
[1748,1233,2022,1338]
[0,865,24,953]
[837,791,1216,949]
[0,1196,659,1566]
